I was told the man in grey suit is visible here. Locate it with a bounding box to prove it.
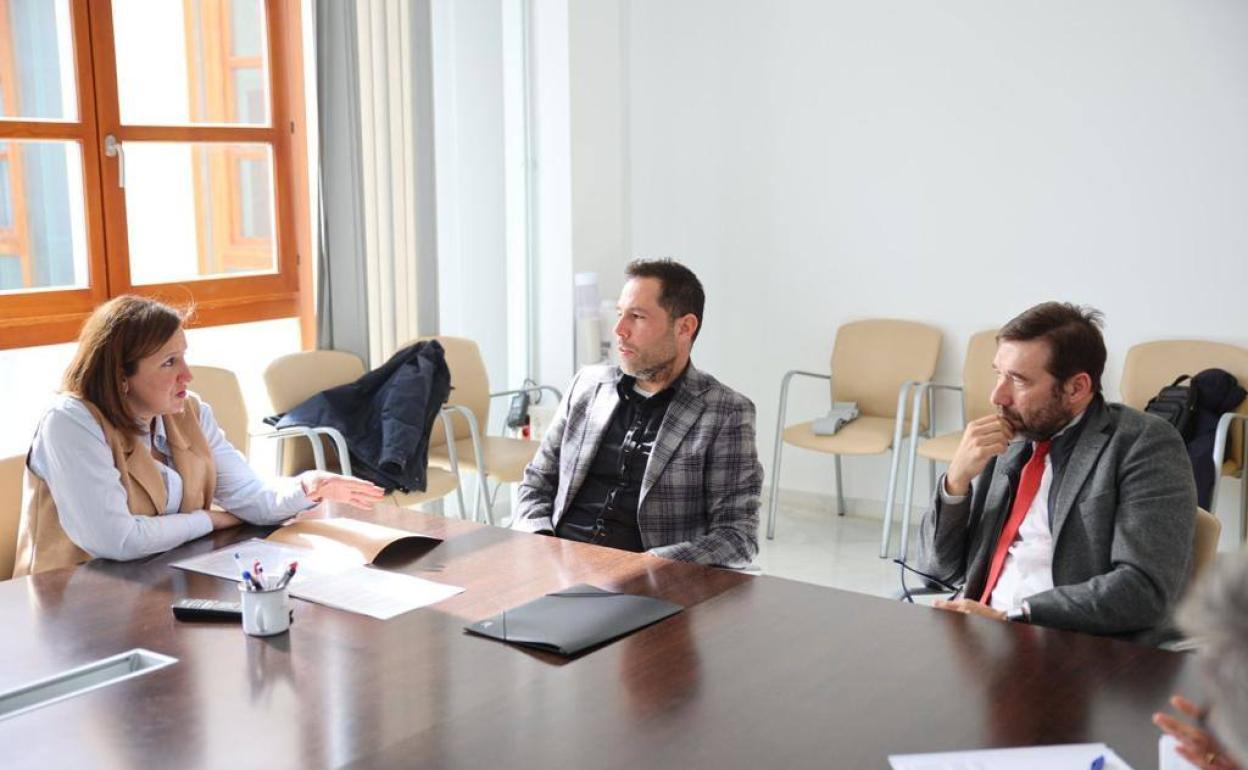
[917,302,1196,640]
[513,259,762,567]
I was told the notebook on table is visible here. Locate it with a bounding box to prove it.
[464,584,683,656]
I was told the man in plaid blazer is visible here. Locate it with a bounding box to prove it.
[513,260,762,568]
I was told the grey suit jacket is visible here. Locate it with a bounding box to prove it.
[513,363,763,568]
[916,398,1197,639]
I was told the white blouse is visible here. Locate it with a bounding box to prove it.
[27,394,312,561]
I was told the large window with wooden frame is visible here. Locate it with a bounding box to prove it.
[0,0,309,349]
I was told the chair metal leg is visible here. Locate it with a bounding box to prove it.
[834,455,845,515]
[438,410,468,520]
[894,434,921,561]
[925,388,937,537]
[452,483,467,520]
[880,381,917,558]
[1241,421,1248,543]
[766,440,785,539]
[471,474,499,525]
[1240,463,1246,545]
[481,478,502,526]
[898,385,927,560]
[1210,412,1248,544]
[471,473,486,523]
[767,373,802,540]
[441,405,493,525]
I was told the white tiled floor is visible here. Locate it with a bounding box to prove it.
[757,500,914,598]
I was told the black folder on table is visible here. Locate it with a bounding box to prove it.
[464,584,683,656]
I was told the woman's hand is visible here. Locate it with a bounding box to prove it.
[299,471,387,509]
[1154,694,1241,770]
[206,509,243,530]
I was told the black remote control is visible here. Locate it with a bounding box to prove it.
[171,598,243,621]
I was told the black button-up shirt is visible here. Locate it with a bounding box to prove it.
[555,373,679,551]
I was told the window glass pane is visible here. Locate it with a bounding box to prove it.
[230,0,263,57]
[124,141,276,285]
[0,140,89,293]
[0,254,19,287]
[112,0,269,126]
[0,0,78,121]
[232,68,265,124]
[0,157,11,228]
[236,156,271,239]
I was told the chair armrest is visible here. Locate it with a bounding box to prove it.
[916,383,963,395]
[254,426,353,476]
[775,370,834,431]
[436,407,462,476]
[442,404,488,475]
[490,384,564,403]
[910,382,966,436]
[1213,412,1248,470]
[781,370,831,387]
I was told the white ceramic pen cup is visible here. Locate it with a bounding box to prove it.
[238,583,292,637]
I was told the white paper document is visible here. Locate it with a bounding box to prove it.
[170,539,464,620]
[295,566,464,620]
[889,743,1135,770]
[171,538,356,581]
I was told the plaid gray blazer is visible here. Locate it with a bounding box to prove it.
[513,363,762,568]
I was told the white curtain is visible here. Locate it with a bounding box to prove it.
[316,0,438,367]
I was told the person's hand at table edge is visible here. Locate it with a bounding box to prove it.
[299,471,387,508]
[933,597,1007,621]
[1154,694,1242,770]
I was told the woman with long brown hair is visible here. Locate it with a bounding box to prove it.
[13,296,383,576]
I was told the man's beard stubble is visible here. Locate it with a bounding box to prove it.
[619,332,678,384]
[999,385,1075,442]
[630,356,676,383]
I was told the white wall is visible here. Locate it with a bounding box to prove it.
[431,0,512,392]
[569,0,1248,528]
[570,1,629,305]
[529,0,576,390]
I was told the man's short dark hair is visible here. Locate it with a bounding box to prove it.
[625,258,705,341]
[998,301,1106,394]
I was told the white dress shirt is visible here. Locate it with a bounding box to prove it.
[941,411,1086,614]
[986,450,1057,613]
[28,394,312,561]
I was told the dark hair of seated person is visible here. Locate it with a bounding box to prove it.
[62,295,190,434]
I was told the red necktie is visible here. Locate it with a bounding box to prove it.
[979,440,1051,604]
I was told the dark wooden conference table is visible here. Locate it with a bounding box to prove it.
[0,502,1199,769]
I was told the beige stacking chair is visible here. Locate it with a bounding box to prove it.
[889,330,999,559]
[188,365,251,453]
[1192,507,1221,585]
[766,319,941,558]
[1119,341,1248,542]
[0,454,23,580]
[262,351,466,515]
[414,336,561,525]
[190,364,342,468]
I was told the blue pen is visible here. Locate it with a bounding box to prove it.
[241,569,263,592]
[232,552,248,580]
[1089,755,1105,770]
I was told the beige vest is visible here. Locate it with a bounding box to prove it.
[12,395,217,577]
